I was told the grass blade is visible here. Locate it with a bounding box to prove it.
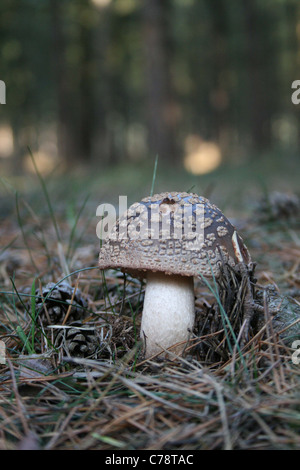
[15,192,38,271]
[66,193,90,260]
[150,154,158,197]
[27,146,61,242]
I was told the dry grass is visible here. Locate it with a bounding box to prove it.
[0,179,300,450]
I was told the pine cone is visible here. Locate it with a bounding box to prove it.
[35,281,88,325]
[56,321,99,358]
[255,191,300,223]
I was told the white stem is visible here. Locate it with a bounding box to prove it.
[140,272,195,358]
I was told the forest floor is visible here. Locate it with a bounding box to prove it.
[0,156,300,450]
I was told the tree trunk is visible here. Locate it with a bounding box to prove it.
[142,0,179,163]
[50,0,79,164]
[205,0,229,146]
[243,0,271,151]
[77,0,95,163]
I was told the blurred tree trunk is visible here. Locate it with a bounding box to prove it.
[243,0,271,151]
[77,1,95,162]
[142,0,179,163]
[93,7,113,166]
[50,0,78,164]
[205,0,230,147]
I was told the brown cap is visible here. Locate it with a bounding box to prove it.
[98,192,251,278]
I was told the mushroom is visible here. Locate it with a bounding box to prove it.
[98,192,251,358]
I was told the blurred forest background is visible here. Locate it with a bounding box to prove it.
[0,0,299,197]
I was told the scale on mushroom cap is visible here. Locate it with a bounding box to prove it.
[99,191,252,358]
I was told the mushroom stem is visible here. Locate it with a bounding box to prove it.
[141,272,195,358]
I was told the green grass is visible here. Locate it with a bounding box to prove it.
[1,149,299,219]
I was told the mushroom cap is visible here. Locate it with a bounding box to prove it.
[98,191,251,278]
